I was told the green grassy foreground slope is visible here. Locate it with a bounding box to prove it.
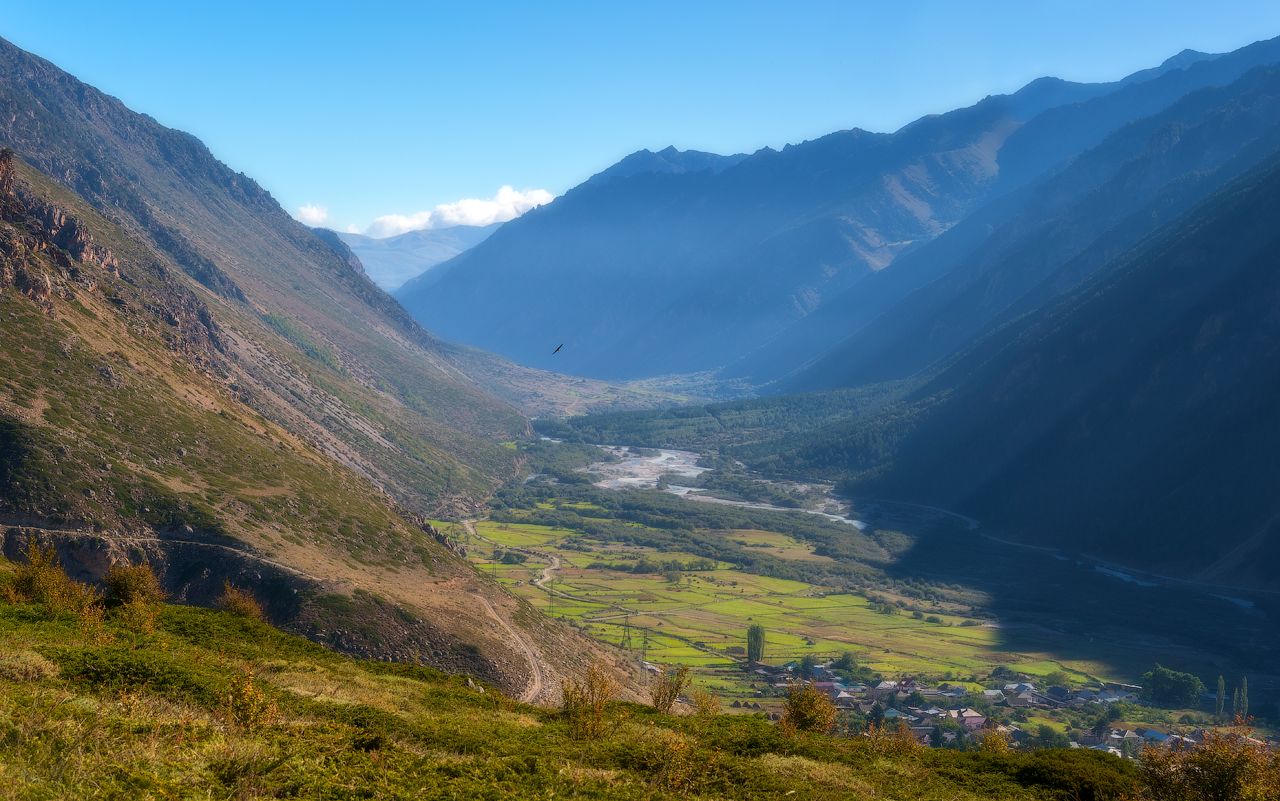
[0,557,1145,801]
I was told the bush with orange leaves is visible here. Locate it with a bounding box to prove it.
[1139,726,1280,801]
[217,581,265,621]
[780,681,837,736]
[3,540,103,627]
[865,719,925,757]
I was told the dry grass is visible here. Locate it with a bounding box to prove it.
[754,753,874,794]
[0,650,59,682]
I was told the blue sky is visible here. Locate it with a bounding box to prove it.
[4,1,1279,235]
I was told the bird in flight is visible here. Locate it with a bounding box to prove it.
[552,343,563,354]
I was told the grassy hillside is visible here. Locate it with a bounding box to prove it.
[0,555,1152,801]
[0,35,525,515]
[0,150,636,698]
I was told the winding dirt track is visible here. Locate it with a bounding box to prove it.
[470,591,546,703]
[461,520,548,703]
[532,553,561,589]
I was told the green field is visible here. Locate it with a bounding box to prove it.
[460,518,1102,701]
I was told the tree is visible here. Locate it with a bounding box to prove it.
[746,624,766,664]
[798,653,818,679]
[1216,675,1226,722]
[1140,664,1205,708]
[1035,724,1070,750]
[868,702,885,728]
[1044,670,1072,689]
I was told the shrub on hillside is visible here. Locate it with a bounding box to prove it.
[631,726,715,794]
[649,664,690,715]
[690,688,720,719]
[978,729,1012,753]
[3,541,102,625]
[226,668,277,731]
[561,662,619,740]
[104,562,165,606]
[781,682,836,735]
[217,581,265,621]
[864,720,923,757]
[1139,728,1280,801]
[953,749,1140,801]
[104,562,166,634]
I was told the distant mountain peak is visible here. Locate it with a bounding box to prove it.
[1164,47,1213,68]
[586,145,748,185]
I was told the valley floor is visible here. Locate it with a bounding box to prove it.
[452,439,1280,740]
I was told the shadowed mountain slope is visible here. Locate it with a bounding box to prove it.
[781,64,1280,391]
[795,152,1280,590]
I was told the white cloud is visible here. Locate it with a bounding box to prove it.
[295,203,329,226]
[362,186,553,238]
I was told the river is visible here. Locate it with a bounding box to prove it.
[583,445,866,529]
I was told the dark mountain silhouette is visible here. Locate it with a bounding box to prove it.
[798,152,1280,589]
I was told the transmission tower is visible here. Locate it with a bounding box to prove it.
[620,615,634,652]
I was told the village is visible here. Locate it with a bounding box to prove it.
[662,659,1280,757]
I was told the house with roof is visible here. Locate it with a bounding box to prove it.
[882,708,919,724]
[945,708,987,731]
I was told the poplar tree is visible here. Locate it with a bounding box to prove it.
[746,624,766,664]
[1215,675,1226,722]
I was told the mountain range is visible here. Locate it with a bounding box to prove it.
[523,36,1280,594]
[397,38,1280,381]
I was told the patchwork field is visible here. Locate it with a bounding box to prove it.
[450,518,1106,702]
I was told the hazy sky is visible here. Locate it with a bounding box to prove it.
[5,1,1279,235]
